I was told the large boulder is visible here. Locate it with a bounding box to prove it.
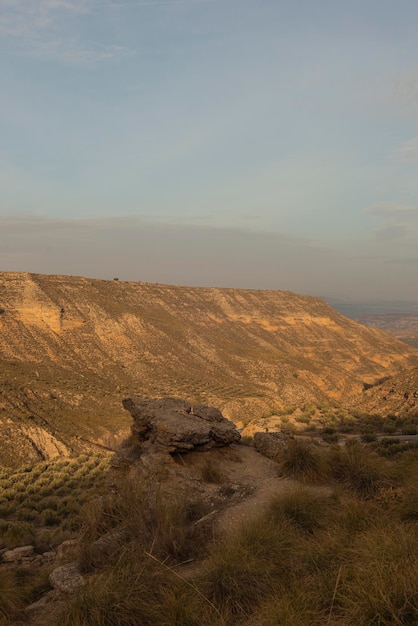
[120,397,241,456]
[253,431,293,462]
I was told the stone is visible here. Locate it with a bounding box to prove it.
[49,562,85,593]
[88,531,127,567]
[253,431,292,461]
[119,397,241,457]
[56,539,78,561]
[25,591,56,614]
[2,545,34,562]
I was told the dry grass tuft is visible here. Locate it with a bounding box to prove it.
[280,440,328,482]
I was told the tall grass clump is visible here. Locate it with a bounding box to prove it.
[328,442,389,498]
[78,471,211,572]
[337,524,418,624]
[0,569,26,625]
[61,551,208,626]
[201,514,300,620]
[268,486,333,534]
[280,440,328,482]
[250,588,324,626]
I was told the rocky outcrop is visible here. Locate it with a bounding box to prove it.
[0,544,56,568]
[118,397,241,460]
[253,431,293,462]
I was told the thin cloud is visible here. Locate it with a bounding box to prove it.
[89,0,214,8]
[364,203,418,242]
[0,0,130,63]
[364,203,418,220]
[0,0,88,36]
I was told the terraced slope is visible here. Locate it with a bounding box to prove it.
[0,272,417,466]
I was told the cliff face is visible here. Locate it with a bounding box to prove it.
[0,272,417,466]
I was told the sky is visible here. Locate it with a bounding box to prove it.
[1,0,418,305]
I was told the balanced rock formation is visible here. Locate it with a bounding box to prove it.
[119,397,241,458]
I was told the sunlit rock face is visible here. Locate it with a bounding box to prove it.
[120,397,241,457]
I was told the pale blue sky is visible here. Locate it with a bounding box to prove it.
[1,0,418,302]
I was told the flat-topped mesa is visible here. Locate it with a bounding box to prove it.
[121,397,241,456]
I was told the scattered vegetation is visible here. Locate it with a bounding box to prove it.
[55,443,418,626]
[0,438,416,625]
[0,452,110,550]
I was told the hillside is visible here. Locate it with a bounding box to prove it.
[357,365,418,417]
[0,271,417,467]
[359,313,418,347]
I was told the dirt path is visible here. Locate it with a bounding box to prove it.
[212,445,298,533]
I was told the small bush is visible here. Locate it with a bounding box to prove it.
[337,416,356,433]
[361,432,377,443]
[41,509,61,526]
[322,432,339,444]
[382,422,397,434]
[295,413,311,425]
[0,521,35,549]
[401,423,417,436]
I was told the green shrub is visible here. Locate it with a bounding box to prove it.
[337,416,356,433]
[361,432,377,443]
[382,422,397,434]
[0,521,35,549]
[41,509,61,526]
[401,423,417,436]
[295,413,311,424]
[322,432,339,444]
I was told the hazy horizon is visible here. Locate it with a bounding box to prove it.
[2,215,418,315]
